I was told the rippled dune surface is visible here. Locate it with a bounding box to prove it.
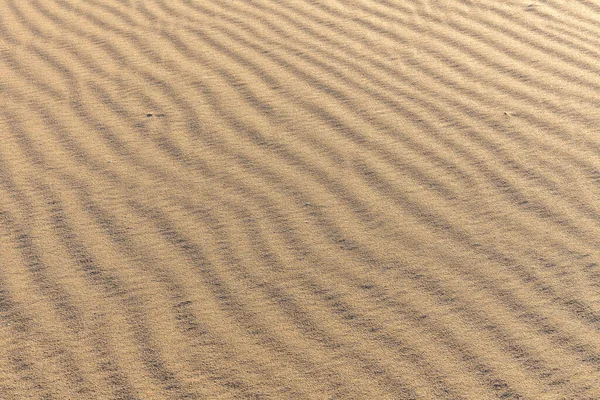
[1,0,600,398]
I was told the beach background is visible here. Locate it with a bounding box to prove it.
[1,0,600,398]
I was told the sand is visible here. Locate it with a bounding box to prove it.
[1,0,600,398]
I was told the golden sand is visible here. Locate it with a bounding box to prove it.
[1,0,600,398]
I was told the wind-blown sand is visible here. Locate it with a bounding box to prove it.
[1,0,600,398]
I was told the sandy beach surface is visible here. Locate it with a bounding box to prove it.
[1,0,600,398]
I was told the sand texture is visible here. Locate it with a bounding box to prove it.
[1,0,600,398]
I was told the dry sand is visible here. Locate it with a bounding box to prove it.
[1,0,600,398]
